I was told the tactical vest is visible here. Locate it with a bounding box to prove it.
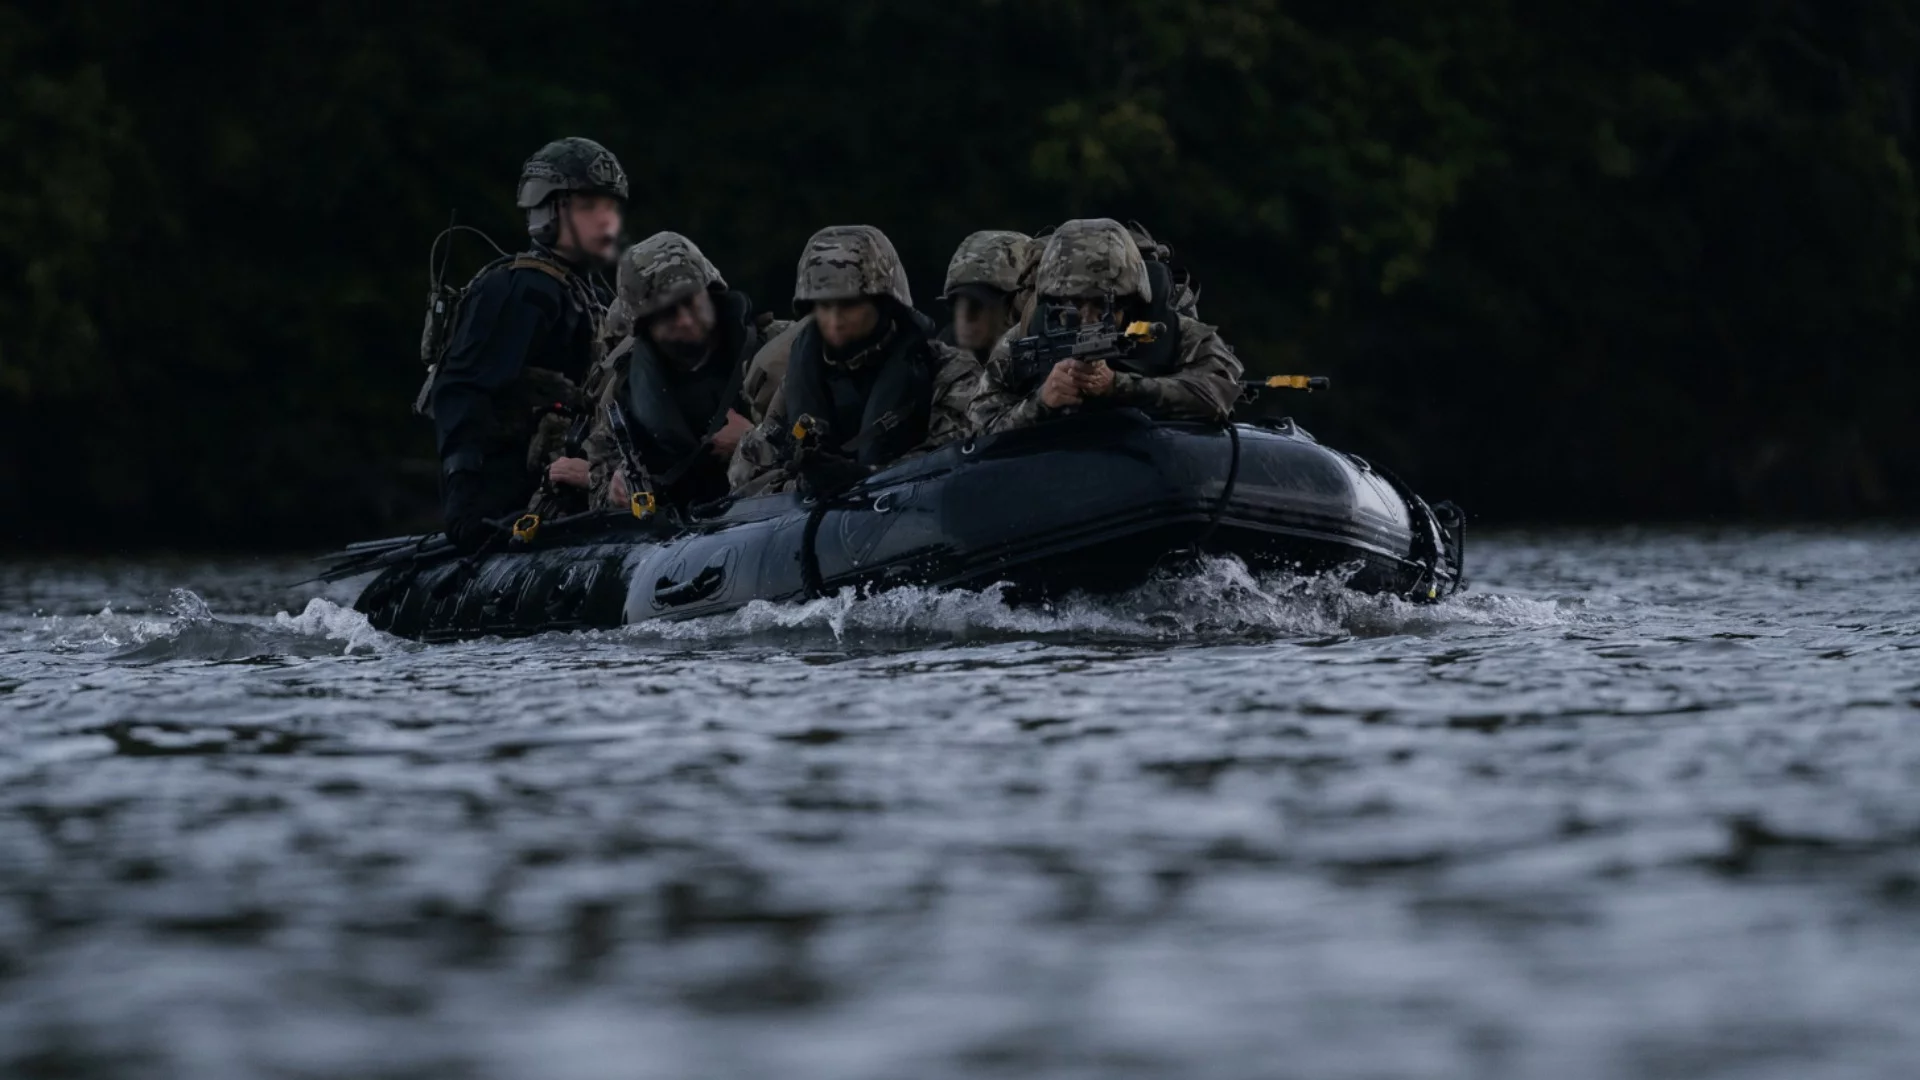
[620,291,760,474]
[783,309,943,468]
[417,249,607,421]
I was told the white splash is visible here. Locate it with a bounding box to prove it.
[271,598,395,655]
[621,557,1567,646]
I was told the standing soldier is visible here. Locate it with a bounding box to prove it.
[425,137,625,552]
[940,229,1035,365]
[968,217,1242,434]
[728,225,980,495]
[559,231,788,511]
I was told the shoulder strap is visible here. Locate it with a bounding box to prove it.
[508,254,573,285]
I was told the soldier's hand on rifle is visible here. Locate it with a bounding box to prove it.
[609,471,630,507]
[1073,359,1115,399]
[548,456,590,489]
[1040,360,1084,409]
[711,410,753,459]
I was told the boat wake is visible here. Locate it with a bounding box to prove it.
[619,557,1564,648]
[13,560,1562,661]
[17,588,397,662]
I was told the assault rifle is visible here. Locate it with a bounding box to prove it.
[602,402,661,521]
[773,413,874,498]
[510,401,598,545]
[1006,306,1166,391]
[1239,374,1331,400]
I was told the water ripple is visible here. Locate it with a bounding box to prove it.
[0,530,1917,1079]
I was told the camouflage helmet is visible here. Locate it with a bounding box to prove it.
[792,225,913,311]
[1033,218,1152,304]
[942,230,1035,298]
[516,137,629,209]
[614,231,728,327]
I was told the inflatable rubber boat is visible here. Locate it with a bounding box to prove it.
[332,411,1464,642]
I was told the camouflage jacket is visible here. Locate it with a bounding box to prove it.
[727,329,981,496]
[581,314,790,509]
[966,314,1243,435]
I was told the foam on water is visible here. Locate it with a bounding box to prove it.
[270,597,398,656]
[9,561,1564,658]
[622,556,1567,647]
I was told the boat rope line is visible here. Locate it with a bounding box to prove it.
[1189,420,1243,554]
[799,498,829,598]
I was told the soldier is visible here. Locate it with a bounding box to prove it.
[968,217,1243,435]
[940,229,1035,365]
[728,225,980,495]
[427,137,624,552]
[558,231,788,511]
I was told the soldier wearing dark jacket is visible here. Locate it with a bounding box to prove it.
[427,137,625,552]
[574,232,788,511]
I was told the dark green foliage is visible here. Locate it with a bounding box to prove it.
[2,0,1914,547]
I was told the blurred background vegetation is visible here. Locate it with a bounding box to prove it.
[2,0,1916,548]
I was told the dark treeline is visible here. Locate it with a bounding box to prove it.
[3,0,1917,549]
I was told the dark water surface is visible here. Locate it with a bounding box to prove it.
[2,530,1917,1079]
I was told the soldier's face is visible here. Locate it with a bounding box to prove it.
[647,290,718,348]
[1072,297,1118,327]
[559,195,624,263]
[952,293,1013,351]
[814,299,882,349]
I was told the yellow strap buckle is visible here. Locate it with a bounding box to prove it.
[1124,320,1158,343]
[630,490,657,519]
[511,513,541,544]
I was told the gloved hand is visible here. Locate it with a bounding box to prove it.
[795,447,869,499]
[445,513,498,555]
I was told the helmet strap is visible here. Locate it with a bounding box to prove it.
[552,195,578,257]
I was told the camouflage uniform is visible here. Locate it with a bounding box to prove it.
[968,217,1243,435]
[728,225,979,494]
[582,231,788,508]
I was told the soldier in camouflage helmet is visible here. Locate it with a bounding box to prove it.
[425,137,625,552]
[940,230,1036,364]
[552,232,790,512]
[968,217,1243,434]
[727,225,982,496]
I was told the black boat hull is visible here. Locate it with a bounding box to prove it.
[352,413,1462,642]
